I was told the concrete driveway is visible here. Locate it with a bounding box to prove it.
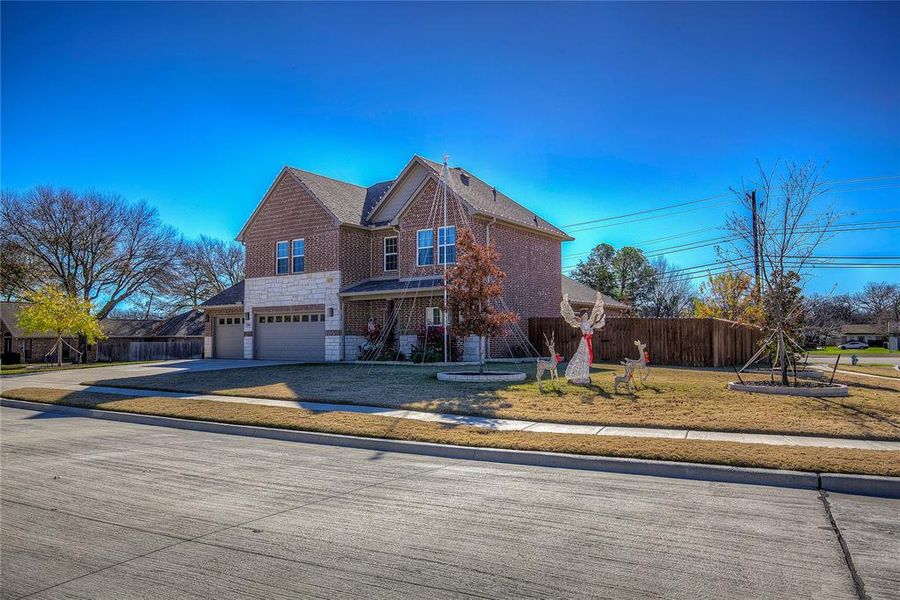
[0,359,294,394]
[2,405,897,599]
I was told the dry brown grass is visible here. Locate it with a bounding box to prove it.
[5,387,899,477]
[84,362,900,440]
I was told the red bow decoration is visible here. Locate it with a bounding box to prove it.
[583,332,594,365]
[555,353,563,363]
[644,351,650,364]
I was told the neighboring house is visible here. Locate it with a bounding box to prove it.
[562,275,631,317]
[0,301,205,363]
[204,155,575,361]
[1,301,77,363]
[840,323,900,350]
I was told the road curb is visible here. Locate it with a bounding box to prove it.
[4,398,897,497]
[820,473,900,499]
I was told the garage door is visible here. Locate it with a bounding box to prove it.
[255,312,326,361]
[214,316,244,359]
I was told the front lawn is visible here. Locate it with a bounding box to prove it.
[0,360,160,377]
[806,346,899,356]
[836,364,900,379]
[5,387,898,477]
[84,362,900,440]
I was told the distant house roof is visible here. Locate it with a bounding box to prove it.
[562,275,630,312]
[340,277,444,297]
[1,301,202,340]
[153,309,205,337]
[0,302,50,338]
[101,318,161,338]
[201,281,244,307]
[840,323,899,335]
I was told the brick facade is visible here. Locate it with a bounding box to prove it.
[243,174,339,279]
[235,160,571,362]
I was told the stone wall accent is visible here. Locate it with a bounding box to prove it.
[244,271,341,360]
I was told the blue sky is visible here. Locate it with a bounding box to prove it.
[2,1,898,294]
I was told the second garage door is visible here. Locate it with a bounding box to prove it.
[214,316,244,359]
[255,312,326,361]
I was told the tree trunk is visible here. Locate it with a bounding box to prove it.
[77,333,86,364]
[57,337,63,367]
[779,332,789,386]
[478,336,484,374]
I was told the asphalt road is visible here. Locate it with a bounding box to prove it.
[2,406,898,600]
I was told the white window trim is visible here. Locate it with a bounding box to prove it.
[384,235,398,272]
[291,238,305,273]
[437,225,456,265]
[275,240,289,274]
[425,306,442,326]
[416,228,434,267]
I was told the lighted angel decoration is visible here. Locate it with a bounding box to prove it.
[560,293,606,385]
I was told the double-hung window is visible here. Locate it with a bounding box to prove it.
[384,236,398,271]
[438,225,456,264]
[417,229,434,266]
[276,241,289,274]
[292,239,305,273]
[425,306,442,326]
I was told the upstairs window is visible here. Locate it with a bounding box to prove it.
[292,239,305,272]
[417,229,434,266]
[276,241,289,274]
[384,236,398,271]
[438,226,456,264]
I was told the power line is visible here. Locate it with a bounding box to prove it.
[561,174,900,230]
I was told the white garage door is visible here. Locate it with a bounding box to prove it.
[214,316,244,359]
[255,312,326,361]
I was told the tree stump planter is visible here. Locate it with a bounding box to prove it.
[727,381,848,397]
[437,371,527,383]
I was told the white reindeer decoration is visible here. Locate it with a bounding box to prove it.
[536,333,563,391]
[620,340,650,387]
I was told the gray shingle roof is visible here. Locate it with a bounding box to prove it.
[289,167,394,226]
[101,318,162,338]
[341,277,444,296]
[562,275,630,311]
[283,157,569,238]
[417,157,569,238]
[153,309,205,337]
[201,281,244,307]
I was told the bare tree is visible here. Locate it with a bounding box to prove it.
[158,235,244,313]
[855,282,900,323]
[1,187,181,353]
[0,237,47,301]
[722,161,839,385]
[640,257,694,317]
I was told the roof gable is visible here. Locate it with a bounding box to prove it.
[368,155,571,239]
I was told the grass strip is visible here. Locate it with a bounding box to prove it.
[4,387,899,477]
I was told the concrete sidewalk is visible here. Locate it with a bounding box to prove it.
[5,379,899,452]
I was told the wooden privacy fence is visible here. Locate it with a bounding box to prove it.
[97,339,203,363]
[528,317,764,368]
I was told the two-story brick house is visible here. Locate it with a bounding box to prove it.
[202,155,576,361]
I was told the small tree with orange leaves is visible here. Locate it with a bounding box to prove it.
[445,228,518,372]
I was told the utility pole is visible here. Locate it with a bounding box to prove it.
[749,190,760,295]
[442,155,449,364]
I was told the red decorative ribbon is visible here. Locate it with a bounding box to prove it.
[583,333,594,365]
